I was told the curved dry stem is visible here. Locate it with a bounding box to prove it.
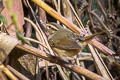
[24,37,48,49]
[24,17,49,50]
[24,17,41,38]
[16,44,105,80]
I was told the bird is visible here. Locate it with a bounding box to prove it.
[47,23,104,58]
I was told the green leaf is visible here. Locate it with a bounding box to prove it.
[0,14,7,25]
[10,13,18,26]
[10,13,31,45]
[16,30,31,45]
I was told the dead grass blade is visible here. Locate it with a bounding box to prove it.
[88,44,114,80]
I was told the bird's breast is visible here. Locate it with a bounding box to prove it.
[52,47,81,57]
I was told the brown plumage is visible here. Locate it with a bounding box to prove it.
[48,23,103,57]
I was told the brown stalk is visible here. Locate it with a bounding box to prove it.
[0,63,18,80]
[7,65,30,80]
[31,0,81,34]
[15,44,105,80]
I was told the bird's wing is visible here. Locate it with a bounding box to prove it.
[53,35,82,50]
[58,41,82,50]
[48,29,82,50]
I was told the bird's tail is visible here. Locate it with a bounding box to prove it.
[80,31,105,47]
[84,31,104,42]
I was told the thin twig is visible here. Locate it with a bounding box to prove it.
[79,0,88,17]
[53,0,57,9]
[25,15,32,37]
[24,17,49,49]
[7,65,30,80]
[87,0,95,28]
[57,0,61,24]
[24,37,48,49]
[45,61,49,80]
[66,0,86,33]
[90,11,111,34]
[24,17,42,42]
[96,0,107,19]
